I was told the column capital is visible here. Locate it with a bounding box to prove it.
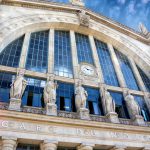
[2,136,17,150]
[111,145,126,150]
[41,140,58,150]
[77,143,94,150]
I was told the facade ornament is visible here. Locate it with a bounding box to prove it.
[70,0,85,7]
[139,22,150,38]
[9,69,27,111]
[78,10,90,27]
[75,79,88,111]
[101,86,119,124]
[75,79,90,120]
[102,88,116,114]
[125,91,141,119]
[44,75,58,116]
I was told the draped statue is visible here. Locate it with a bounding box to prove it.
[75,80,88,111]
[10,70,27,100]
[44,76,58,105]
[102,88,115,114]
[139,22,149,35]
[125,91,141,119]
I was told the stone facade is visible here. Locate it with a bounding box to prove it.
[0,0,150,149]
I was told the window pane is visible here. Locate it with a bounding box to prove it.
[22,77,46,108]
[54,31,73,78]
[115,49,139,90]
[0,36,24,67]
[84,87,103,115]
[76,33,94,64]
[109,91,129,118]
[0,72,15,103]
[56,82,75,112]
[26,31,49,73]
[137,66,150,92]
[17,144,40,150]
[134,95,150,121]
[95,39,119,86]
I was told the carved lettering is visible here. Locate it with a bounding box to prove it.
[1,121,8,128]
[19,123,26,130]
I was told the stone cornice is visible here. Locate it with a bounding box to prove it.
[1,0,150,45]
[0,110,150,133]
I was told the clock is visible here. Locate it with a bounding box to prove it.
[81,65,95,76]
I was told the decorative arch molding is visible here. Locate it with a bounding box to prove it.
[0,13,149,77]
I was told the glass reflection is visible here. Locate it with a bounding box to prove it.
[0,36,24,67]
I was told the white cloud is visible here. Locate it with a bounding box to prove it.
[128,1,136,14]
[117,0,126,4]
[141,0,150,4]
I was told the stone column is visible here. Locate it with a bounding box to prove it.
[107,43,126,88]
[1,136,17,150]
[144,93,150,114]
[111,145,126,150]
[89,35,104,83]
[19,32,31,68]
[48,29,55,74]
[70,30,79,79]
[41,140,58,150]
[128,57,147,92]
[77,143,94,150]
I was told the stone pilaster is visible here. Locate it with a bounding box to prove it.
[144,93,150,114]
[70,30,79,79]
[19,32,31,68]
[128,57,147,92]
[1,136,17,150]
[48,29,54,74]
[111,145,126,150]
[107,43,126,88]
[41,140,58,150]
[77,143,94,150]
[89,35,104,83]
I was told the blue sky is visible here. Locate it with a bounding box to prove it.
[52,0,150,31]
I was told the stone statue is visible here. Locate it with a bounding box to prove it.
[44,76,58,105]
[139,22,149,36]
[75,80,88,111]
[78,10,90,27]
[102,88,115,114]
[125,91,141,119]
[10,70,27,100]
[70,0,85,6]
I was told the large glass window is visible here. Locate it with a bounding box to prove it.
[17,144,40,150]
[56,82,75,112]
[95,39,119,86]
[75,33,94,64]
[115,49,139,90]
[22,77,46,108]
[26,31,49,73]
[137,66,150,92]
[54,31,73,78]
[109,91,129,118]
[0,72,15,103]
[84,87,103,115]
[134,95,150,121]
[0,36,24,67]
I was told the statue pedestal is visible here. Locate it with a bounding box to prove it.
[133,115,146,126]
[8,98,21,111]
[46,103,57,116]
[106,112,120,124]
[78,108,90,120]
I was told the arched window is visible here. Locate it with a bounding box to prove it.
[54,31,73,78]
[26,31,49,73]
[137,66,150,92]
[115,49,139,90]
[76,33,94,64]
[95,39,119,86]
[0,36,24,67]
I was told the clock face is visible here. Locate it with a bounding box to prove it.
[81,65,95,75]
